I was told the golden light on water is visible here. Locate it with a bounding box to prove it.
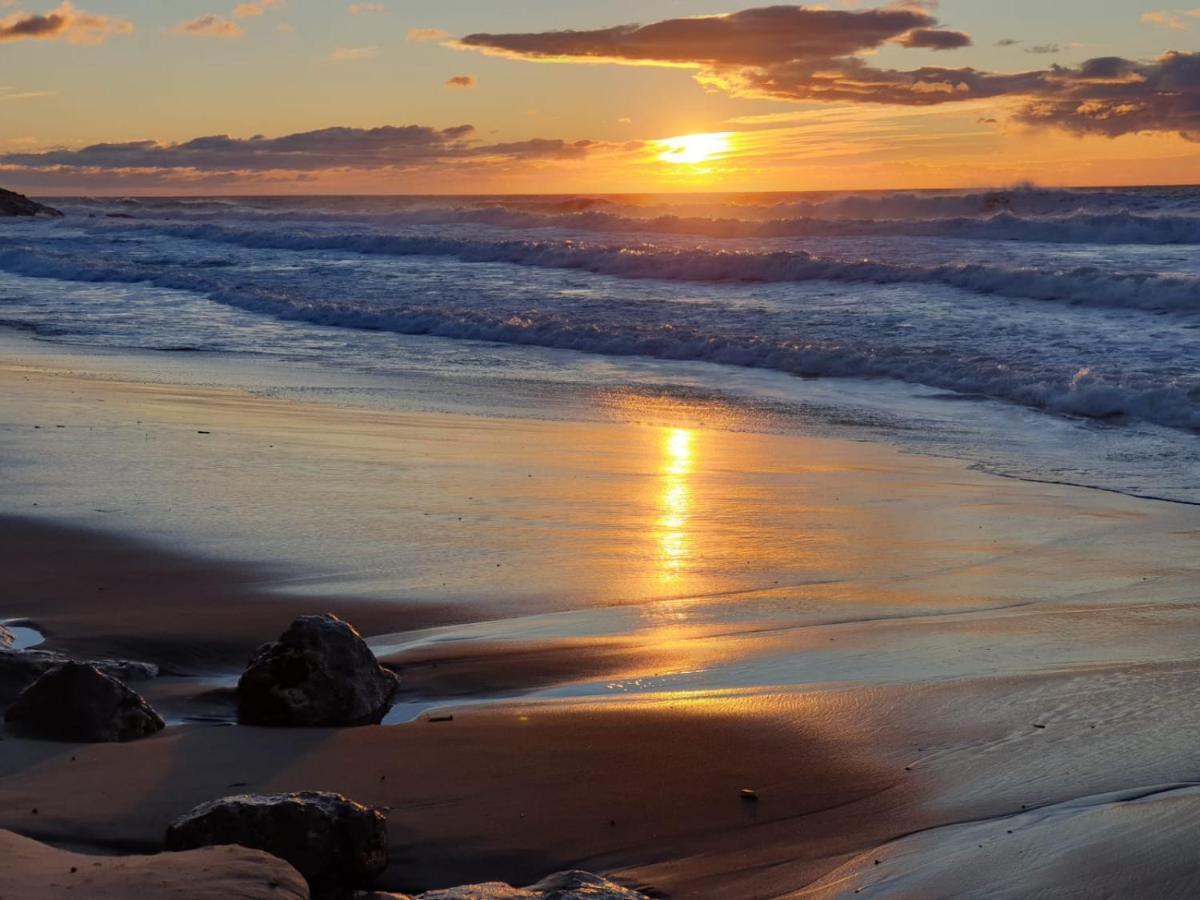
[657,428,694,582]
[656,132,733,166]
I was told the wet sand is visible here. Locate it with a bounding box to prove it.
[2,336,1200,897]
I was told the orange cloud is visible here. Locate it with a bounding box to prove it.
[0,1,133,45]
[407,27,448,42]
[445,74,476,89]
[348,3,385,13]
[329,45,378,61]
[171,15,244,38]
[234,0,284,19]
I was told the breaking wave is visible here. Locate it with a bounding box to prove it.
[113,224,1200,313]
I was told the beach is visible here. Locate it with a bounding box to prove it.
[3,327,1199,898]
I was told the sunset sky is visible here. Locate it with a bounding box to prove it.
[1,0,1199,193]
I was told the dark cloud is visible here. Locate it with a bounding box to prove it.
[997,38,1021,47]
[456,4,1200,140]
[1013,51,1200,141]
[1025,43,1060,55]
[480,138,592,160]
[457,5,967,66]
[728,51,1200,139]
[0,124,600,174]
[895,28,972,51]
[0,2,133,44]
[722,58,1048,106]
[445,74,476,89]
[0,9,66,40]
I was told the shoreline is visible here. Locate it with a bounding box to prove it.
[3,332,1200,896]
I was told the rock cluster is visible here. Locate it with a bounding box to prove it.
[0,614,651,898]
[237,614,399,727]
[166,792,389,899]
[4,661,164,742]
[0,187,62,217]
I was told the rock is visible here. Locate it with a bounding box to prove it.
[412,888,535,900]
[3,661,165,742]
[237,614,399,726]
[0,187,62,218]
[0,646,158,705]
[527,870,649,899]
[0,624,12,648]
[398,871,649,900]
[1,827,309,900]
[165,791,387,899]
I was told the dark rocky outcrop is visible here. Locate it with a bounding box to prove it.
[0,645,158,705]
[358,870,650,899]
[0,187,62,218]
[3,661,165,742]
[237,614,399,727]
[165,791,388,899]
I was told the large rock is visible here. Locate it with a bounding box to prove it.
[0,646,158,705]
[363,871,648,899]
[165,791,388,899]
[1,828,308,900]
[3,661,164,742]
[0,187,62,217]
[238,614,398,726]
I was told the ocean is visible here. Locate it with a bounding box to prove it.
[1,186,1198,502]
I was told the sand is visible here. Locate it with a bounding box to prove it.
[0,828,307,899]
[2,333,1200,898]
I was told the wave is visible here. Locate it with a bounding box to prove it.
[1,239,1198,432]
[209,207,1200,245]
[120,224,1200,313]
[51,183,1200,219]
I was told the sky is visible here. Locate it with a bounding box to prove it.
[1,0,1198,194]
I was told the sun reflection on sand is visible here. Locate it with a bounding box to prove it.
[657,428,694,583]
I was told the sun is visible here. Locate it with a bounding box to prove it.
[656,132,733,166]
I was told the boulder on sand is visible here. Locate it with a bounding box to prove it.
[3,661,165,742]
[0,645,158,705]
[0,187,62,217]
[165,791,388,899]
[237,614,399,726]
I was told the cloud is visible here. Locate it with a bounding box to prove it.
[455,4,1200,140]
[997,38,1021,47]
[445,74,476,89]
[455,6,969,66]
[0,1,133,44]
[329,45,377,61]
[407,27,448,42]
[171,15,243,38]
[1013,52,1200,141]
[1025,43,1060,54]
[1141,9,1200,30]
[0,85,54,101]
[894,28,972,50]
[348,3,384,13]
[233,0,283,19]
[0,124,598,175]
